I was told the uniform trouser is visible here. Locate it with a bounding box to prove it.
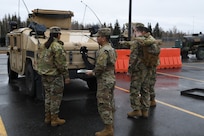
[97,78,115,125]
[130,66,151,111]
[149,67,157,100]
[42,75,64,115]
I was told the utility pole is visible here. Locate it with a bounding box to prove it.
[0,25,2,47]
[128,0,132,41]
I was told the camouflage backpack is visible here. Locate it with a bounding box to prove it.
[142,43,160,67]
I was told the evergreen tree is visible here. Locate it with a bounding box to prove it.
[147,23,152,35]
[112,20,121,35]
[152,22,162,38]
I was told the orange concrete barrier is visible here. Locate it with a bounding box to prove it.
[115,48,182,73]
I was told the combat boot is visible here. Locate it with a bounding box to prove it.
[150,99,156,107]
[95,124,113,136]
[142,110,149,118]
[51,114,66,127]
[44,112,51,124]
[127,110,142,118]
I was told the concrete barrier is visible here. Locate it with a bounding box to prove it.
[115,48,182,73]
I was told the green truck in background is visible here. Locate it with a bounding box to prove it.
[175,33,204,60]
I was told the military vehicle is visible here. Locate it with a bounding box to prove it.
[110,22,137,49]
[178,33,204,60]
[6,9,99,99]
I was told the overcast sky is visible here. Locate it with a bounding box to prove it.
[1,0,204,34]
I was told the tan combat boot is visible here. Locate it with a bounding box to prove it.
[44,112,51,124]
[51,114,66,127]
[142,110,149,118]
[95,124,113,136]
[150,99,156,107]
[127,110,142,118]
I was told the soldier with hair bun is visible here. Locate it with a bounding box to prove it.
[37,26,70,127]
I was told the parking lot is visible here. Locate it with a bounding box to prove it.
[0,54,204,136]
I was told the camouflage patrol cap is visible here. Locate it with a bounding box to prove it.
[135,23,144,28]
[134,22,149,32]
[93,28,111,37]
[50,26,61,34]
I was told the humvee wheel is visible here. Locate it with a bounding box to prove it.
[86,77,97,91]
[7,57,18,82]
[25,61,35,97]
[181,50,189,59]
[196,47,204,60]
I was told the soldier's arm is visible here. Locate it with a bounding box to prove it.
[134,35,162,47]
[144,39,162,46]
[93,50,108,77]
[119,41,135,47]
[129,44,139,67]
[52,43,69,79]
[133,37,155,46]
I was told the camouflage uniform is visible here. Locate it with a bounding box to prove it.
[137,33,160,102]
[38,37,69,116]
[128,33,158,112]
[93,43,117,125]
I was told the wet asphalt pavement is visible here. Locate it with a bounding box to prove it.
[0,54,204,136]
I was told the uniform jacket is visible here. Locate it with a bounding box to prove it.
[37,38,69,78]
[128,33,160,72]
[93,43,117,81]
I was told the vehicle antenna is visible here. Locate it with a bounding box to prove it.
[81,1,103,26]
[81,3,87,28]
[21,0,30,14]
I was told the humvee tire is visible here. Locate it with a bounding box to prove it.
[181,50,189,59]
[196,47,204,60]
[25,60,36,97]
[7,57,18,82]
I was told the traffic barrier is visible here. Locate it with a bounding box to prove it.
[157,48,182,69]
[115,48,182,73]
[115,49,130,73]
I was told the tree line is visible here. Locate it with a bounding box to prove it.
[0,14,185,47]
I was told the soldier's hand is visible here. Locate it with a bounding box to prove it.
[135,38,144,45]
[86,70,94,76]
[156,40,162,45]
[65,77,70,84]
[119,41,125,44]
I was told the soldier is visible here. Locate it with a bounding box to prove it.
[37,26,70,126]
[148,42,160,107]
[138,33,161,107]
[149,64,157,107]
[120,23,159,118]
[86,28,117,136]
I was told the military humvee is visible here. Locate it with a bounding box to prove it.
[178,33,204,60]
[6,9,98,99]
